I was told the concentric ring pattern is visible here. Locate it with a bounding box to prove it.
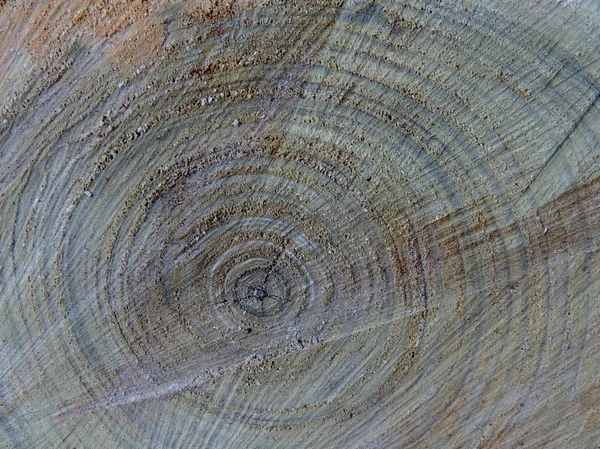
[1,1,599,448]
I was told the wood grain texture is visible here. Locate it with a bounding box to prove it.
[1,0,599,447]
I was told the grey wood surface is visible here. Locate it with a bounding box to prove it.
[1,1,599,447]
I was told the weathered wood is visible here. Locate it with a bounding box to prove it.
[1,1,599,447]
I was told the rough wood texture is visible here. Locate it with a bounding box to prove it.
[1,1,599,448]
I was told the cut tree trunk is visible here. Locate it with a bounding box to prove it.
[1,1,599,448]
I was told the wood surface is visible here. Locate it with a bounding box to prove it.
[1,0,599,447]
